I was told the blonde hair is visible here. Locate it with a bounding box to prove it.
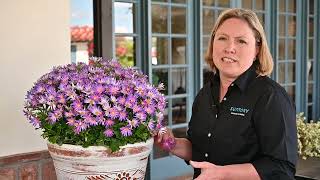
[205,8,273,76]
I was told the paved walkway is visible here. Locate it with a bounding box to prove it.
[167,157,320,180]
[168,173,192,180]
[296,157,320,179]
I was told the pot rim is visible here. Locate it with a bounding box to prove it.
[47,138,153,150]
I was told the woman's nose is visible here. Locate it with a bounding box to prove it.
[224,41,236,54]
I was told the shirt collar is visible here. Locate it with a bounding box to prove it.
[212,63,258,92]
[234,64,258,92]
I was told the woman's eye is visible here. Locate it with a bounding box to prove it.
[217,37,226,40]
[238,40,247,44]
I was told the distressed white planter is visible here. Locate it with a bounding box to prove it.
[47,138,153,180]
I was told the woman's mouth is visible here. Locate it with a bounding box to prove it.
[221,57,237,63]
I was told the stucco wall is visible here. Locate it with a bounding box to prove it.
[0,0,70,157]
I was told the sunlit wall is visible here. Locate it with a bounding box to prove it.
[0,0,70,157]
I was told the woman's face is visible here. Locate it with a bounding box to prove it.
[212,18,259,79]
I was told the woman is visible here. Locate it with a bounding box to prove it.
[156,8,297,180]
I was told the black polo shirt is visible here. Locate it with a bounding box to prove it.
[187,64,297,180]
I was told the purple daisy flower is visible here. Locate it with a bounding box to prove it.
[54,108,63,117]
[145,106,155,115]
[48,112,58,124]
[104,119,115,127]
[135,85,146,97]
[94,84,105,94]
[57,93,66,104]
[157,83,165,91]
[29,116,41,128]
[28,98,38,107]
[125,95,137,108]
[23,109,32,119]
[156,112,164,121]
[97,77,108,84]
[47,100,56,110]
[74,120,87,134]
[109,60,121,68]
[120,126,133,137]
[142,98,153,107]
[101,101,111,111]
[95,116,105,125]
[118,111,127,121]
[108,86,120,95]
[60,75,69,84]
[99,97,109,105]
[83,114,98,126]
[66,117,76,126]
[46,87,57,97]
[37,96,46,104]
[114,68,124,76]
[65,89,77,100]
[104,128,114,137]
[90,94,101,103]
[135,112,147,120]
[64,111,74,118]
[114,105,123,111]
[117,96,126,105]
[132,104,142,113]
[108,107,119,119]
[121,86,133,95]
[147,90,157,99]
[83,84,94,94]
[84,98,95,105]
[35,85,45,93]
[89,106,103,117]
[58,83,68,91]
[74,82,84,91]
[72,100,83,111]
[148,120,155,131]
[110,96,117,103]
[128,119,139,128]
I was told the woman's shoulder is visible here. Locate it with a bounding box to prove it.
[254,76,293,103]
[198,81,212,95]
[193,82,212,102]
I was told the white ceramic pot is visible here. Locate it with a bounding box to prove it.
[47,138,153,180]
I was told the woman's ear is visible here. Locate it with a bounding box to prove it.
[255,46,260,60]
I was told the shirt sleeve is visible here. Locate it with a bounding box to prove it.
[252,88,297,180]
[185,91,202,166]
[186,90,202,143]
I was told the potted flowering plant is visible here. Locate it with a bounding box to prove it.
[297,113,320,160]
[295,113,320,179]
[23,58,166,179]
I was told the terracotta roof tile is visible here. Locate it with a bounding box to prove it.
[71,26,93,42]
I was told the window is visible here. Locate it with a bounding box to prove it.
[149,0,194,179]
[307,0,316,120]
[114,1,139,67]
[150,0,190,160]
[242,0,266,26]
[71,45,77,63]
[277,0,297,102]
[70,0,94,64]
[201,0,232,86]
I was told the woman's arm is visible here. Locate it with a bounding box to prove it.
[190,161,260,180]
[250,85,297,179]
[170,138,192,161]
[154,129,192,161]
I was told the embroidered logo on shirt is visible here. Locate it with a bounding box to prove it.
[230,107,249,116]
